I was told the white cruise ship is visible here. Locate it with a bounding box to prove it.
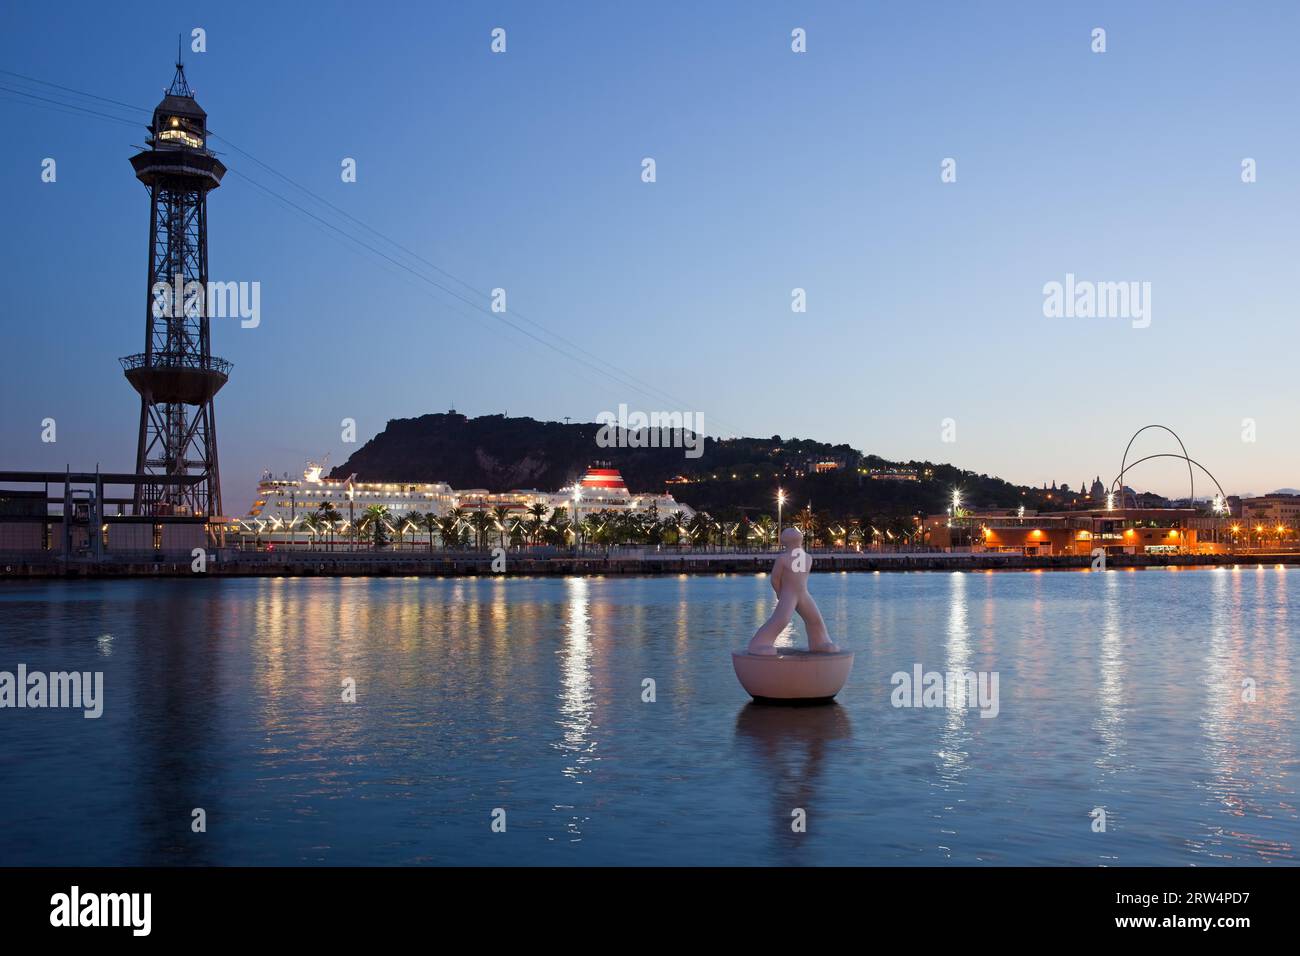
[236,462,693,536]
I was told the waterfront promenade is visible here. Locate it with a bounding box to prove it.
[4,547,1300,579]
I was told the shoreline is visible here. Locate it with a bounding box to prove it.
[3,550,1299,580]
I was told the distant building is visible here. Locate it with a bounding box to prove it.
[1240,493,1300,527]
[925,506,1225,556]
[868,467,919,482]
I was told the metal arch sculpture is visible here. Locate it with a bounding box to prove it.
[1115,425,1197,508]
[1108,453,1228,509]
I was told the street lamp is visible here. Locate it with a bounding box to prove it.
[572,486,582,552]
[951,488,963,548]
[346,482,356,551]
[777,488,787,541]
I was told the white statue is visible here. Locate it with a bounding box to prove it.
[747,527,839,656]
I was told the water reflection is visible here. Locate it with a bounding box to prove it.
[734,703,853,858]
[1193,567,1295,861]
[553,578,596,840]
[0,571,1294,865]
[128,586,229,865]
[938,572,970,775]
[1093,571,1126,776]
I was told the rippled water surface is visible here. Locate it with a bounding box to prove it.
[0,568,1296,865]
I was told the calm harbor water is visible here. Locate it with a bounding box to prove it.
[0,568,1295,866]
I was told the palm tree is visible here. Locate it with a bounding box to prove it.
[525,502,548,546]
[795,505,817,546]
[420,511,439,552]
[736,516,753,551]
[440,509,465,550]
[363,504,390,549]
[546,507,570,547]
[395,511,418,551]
[668,510,689,550]
[890,515,915,550]
[847,519,864,552]
[582,514,604,549]
[687,512,711,549]
[444,512,465,548]
[469,510,493,551]
[318,502,342,551]
[299,512,318,549]
[645,510,664,547]
[507,514,527,547]
[491,506,512,550]
[623,511,648,545]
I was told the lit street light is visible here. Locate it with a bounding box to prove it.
[572,486,582,551]
[776,487,786,547]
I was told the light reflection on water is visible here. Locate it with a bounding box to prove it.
[0,569,1295,866]
[553,578,594,841]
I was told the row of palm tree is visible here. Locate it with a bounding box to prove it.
[280,501,931,552]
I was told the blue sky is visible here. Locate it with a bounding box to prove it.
[1,1,1296,511]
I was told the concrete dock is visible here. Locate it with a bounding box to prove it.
[3,548,1298,579]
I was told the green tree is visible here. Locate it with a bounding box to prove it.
[300,512,319,549]
[546,507,571,547]
[469,509,493,551]
[389,511,408,551]
[491,506,512,550]
[317,501,342,551]
[363,504,390,549]
[526,502,548,546]
[439,511,464,550]
[669,510,689,550]
[420,511,440,552]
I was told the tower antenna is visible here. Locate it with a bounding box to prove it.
[168,35,194,97]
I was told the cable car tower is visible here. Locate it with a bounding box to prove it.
[120,49,229,517]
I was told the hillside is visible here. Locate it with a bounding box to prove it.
[331,411,1087,520]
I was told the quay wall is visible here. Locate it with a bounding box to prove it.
[3,550,1300,580]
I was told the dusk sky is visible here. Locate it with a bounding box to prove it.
[2,1,1297,511]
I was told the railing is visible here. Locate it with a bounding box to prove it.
[221,543,945,561]
[119,352,233,375]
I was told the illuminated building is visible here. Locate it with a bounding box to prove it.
[236,462,693,537]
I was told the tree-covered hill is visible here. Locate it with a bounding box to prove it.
[331,411,1092,520]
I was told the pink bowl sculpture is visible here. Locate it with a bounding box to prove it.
[732,649,854,704]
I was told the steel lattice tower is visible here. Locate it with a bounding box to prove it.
[120,56,229,517]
